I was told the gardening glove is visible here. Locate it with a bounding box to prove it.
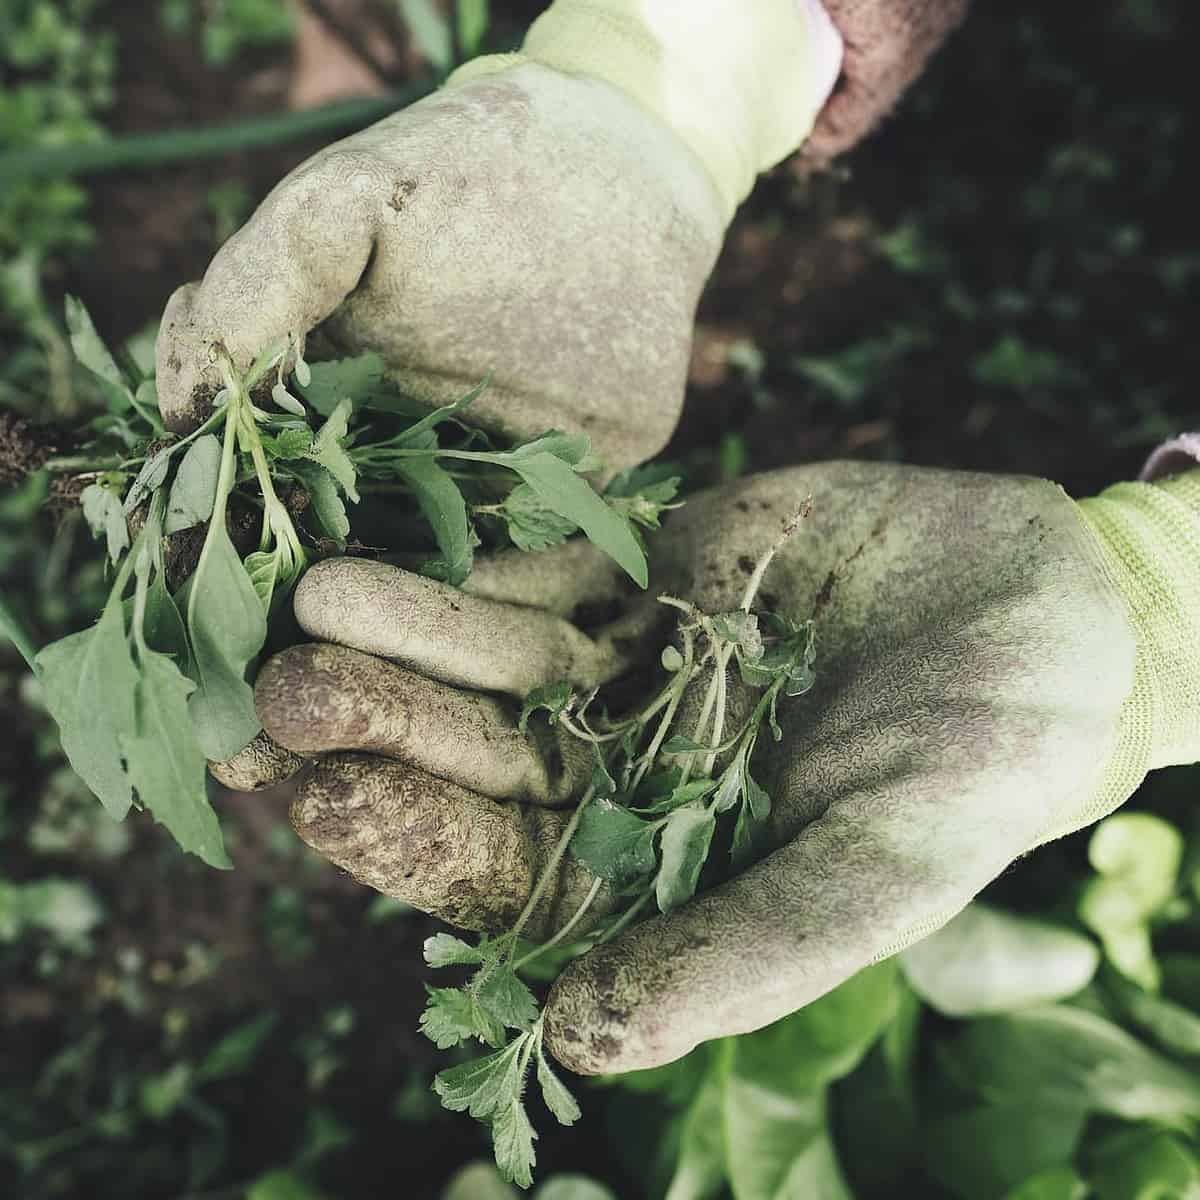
[241,459,1200,1074]
[155,0,844,469]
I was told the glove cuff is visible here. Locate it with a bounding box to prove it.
[1072,469,1200,829]
[447,0,844,222]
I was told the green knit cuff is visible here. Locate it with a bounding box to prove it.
[1070,469,1200,831]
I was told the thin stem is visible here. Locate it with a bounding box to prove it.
[506,783,598,956]
[595,889,654,946]
[702,647,731,778]
[513,877,605,971]
[629,626,694,792]
[739,498,812,613]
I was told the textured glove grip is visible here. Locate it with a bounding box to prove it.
[448,0,843,221]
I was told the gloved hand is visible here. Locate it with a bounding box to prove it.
[235,461,1200,1074]
[154,0,844,468]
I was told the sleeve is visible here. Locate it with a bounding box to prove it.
[447,1,845,221]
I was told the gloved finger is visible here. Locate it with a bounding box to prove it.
[155,146,382,431]
[293,556,655,697]
[290,752,611,937]
[255,643,593,805]
[208,729,306,793]
[541,788,1033,1076]
[462,539,634,621]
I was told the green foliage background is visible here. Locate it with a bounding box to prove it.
[1,2,1198,1198]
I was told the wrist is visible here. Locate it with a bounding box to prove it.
[1072,469,1200,826]
[448,0,844,221]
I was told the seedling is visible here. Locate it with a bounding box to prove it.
[421,507,816,1185]
[28,300,677,866]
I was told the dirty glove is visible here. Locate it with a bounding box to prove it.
[155,0,842,468]
[241,461,1200,1074]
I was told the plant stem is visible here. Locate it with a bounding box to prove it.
[513,877,604,971]
[738,498,812,613]
[506,783,598,956]
[595,889,654,946]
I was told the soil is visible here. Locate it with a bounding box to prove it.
[4,2,1198,1198]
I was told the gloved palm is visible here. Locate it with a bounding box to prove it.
[247,460,1135,1074]
[155,62,725,468]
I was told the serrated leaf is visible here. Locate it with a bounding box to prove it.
[81,483,130,563]
[570,799,658,886]
[492,1098,537,1189]
[307,398,359,502]
[499,483,578,553]
[297,352,385,415]
[433,1038,526,1119]
[420,986,504,1049]
[262,426,314,460]
[487,451,646,588]
[477,965,539,1034]
[712,611,762,656]
[536,1047,581,1127]
[519,681,573,733]
[121,649,230,868]
[36,596,138,820]
[655,803,715,912]
[396,457,474,585]
[424,932,485,968]
[164,435,221,534]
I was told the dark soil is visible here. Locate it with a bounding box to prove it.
[4,2,1197,1198]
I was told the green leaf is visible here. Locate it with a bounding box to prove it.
[1089,1127,1200,1200]
[900,904,1100,1016]
[196,1012,277,1082]
[477,964,539,1034]
[143,572,190,665]
[536,1179,617,1200]
[492,1097,538,1190]
[184,523,266,761]
[536,1047,581,1127]
[262,426,314,460]
[298,352,385,415]
[246,1169,327,1200]
[307,398,359,502]
[1080,812,1183,990]
[604,469,682,530]
[655,804,716,912]
[271,381,306,416]
[80,483,130,563]
[939,1004,1200,1123]
[121,649,231,868]
[65,295,134,410]
[139,1062,192,1120]
[291,462,349,544]
[244,549,280,614]
[926,1103,1086,1200]
[396,457,474,585]
[663,1067,727,1200]
[420,986,505,1049]
[397,0,452,72]
[393,377,489,444]
[1105,970,1200,1057]
[498,483,579,553]
[570,799,658,886]
[164,434,222,534]
[433,1037,527,1119]
[1002,1167,1088,1200]
[424,932,485,968]
[36,597,138,819]
[661,735,707,755]
[456,0,490,58]
[519,681,573,733]
[123,447,174,515]
[499,451,647,588]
